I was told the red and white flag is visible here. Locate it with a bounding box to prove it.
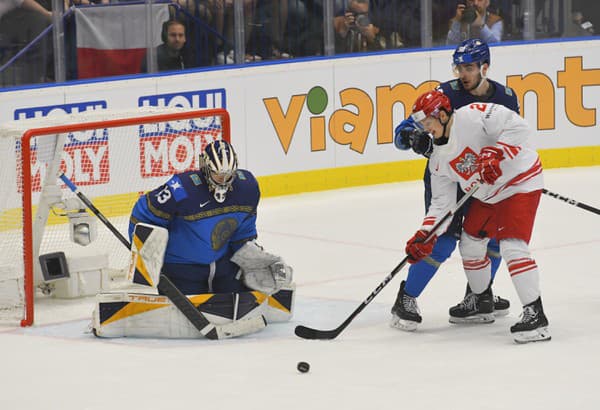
[75,4,169,79]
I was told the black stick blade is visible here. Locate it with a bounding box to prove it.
[294,325,340,340]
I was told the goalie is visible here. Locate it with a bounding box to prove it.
[93,140,293,339]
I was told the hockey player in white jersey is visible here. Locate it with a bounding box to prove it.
[405,89,550,343]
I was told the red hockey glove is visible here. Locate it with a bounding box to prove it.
[476,146,505,185]
[405,230,437,264]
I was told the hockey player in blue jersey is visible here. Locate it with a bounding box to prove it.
[390,39,520,330]
[129,139,292,296]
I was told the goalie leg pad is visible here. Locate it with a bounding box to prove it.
[127,223,168,288]
[92,290,272,338]
[231,241,293,295]
[262,284,295,323]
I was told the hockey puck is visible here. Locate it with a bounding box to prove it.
[297,361,310,373]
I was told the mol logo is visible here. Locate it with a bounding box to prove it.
[138,89,227,177]
[14,101,109,191]
[263,82,438,154]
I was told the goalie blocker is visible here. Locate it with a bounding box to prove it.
[93,223,295,338]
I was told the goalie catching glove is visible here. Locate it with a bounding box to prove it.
[231,241,293,295]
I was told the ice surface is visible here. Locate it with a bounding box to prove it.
[1,166,599,410]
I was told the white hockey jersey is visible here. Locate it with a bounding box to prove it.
[422,102,544,233]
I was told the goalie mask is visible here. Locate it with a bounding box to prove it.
[200,140,238,203]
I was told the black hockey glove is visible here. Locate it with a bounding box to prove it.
[393,118,433,158]
[409,129,433,158]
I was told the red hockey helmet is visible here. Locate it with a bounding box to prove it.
[411,90,452,123]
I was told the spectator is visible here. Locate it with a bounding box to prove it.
[240,0,290,61]
[0,0,52,20]
[170,0,212,22]
[0,0,53,85]
[257,0,290,59]
[334,0,382,53]
[447,0,503,44]
[373,0,423,49]
[286,0,323,57]
[211,0,259,64]
[141,19,196,72]
[168,1,216,67]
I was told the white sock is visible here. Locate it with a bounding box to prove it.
[501,239,541,305]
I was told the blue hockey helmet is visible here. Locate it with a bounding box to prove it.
[199,139,238,203]
[452,39,490,66]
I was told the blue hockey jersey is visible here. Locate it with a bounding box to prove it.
[129,169,259,265]
[439,78,520,114]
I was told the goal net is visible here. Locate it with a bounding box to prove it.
[0,108,230,326]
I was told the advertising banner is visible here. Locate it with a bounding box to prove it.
[1,39,598,190]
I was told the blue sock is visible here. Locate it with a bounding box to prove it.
[487,238,501,281]
[404,234,458,297]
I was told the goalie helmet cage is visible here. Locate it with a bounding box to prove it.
[0,108,230,326]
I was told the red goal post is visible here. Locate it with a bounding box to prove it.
[0,108,230,326]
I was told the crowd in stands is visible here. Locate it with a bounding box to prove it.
[0,0,597,87]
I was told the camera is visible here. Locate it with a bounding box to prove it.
[461,5,478,24]
[346,7,370,29]
[354,12,370,28]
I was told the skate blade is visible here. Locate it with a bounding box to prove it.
[493,308,510,317]
[513,327,551,344]
[390,315,418,332]
[449,313,495,324]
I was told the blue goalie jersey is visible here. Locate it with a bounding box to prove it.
[129,169,260,265]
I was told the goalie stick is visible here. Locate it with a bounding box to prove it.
[59,172,266,340]
[542,188,600,216]
[294,182,482,340]
[157,274,266,339]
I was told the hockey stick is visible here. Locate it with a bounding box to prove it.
[58,172,266,340]
[294,182,482,340]
[542,189,600,216]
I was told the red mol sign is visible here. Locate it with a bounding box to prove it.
[19,140,110,193]
[139,130,220,177]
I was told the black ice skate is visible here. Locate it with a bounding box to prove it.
[457,283,510,317]
[448,286,495,324]
[390,281,422,331]
[511,297,551,344]
[493,294,510,317]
